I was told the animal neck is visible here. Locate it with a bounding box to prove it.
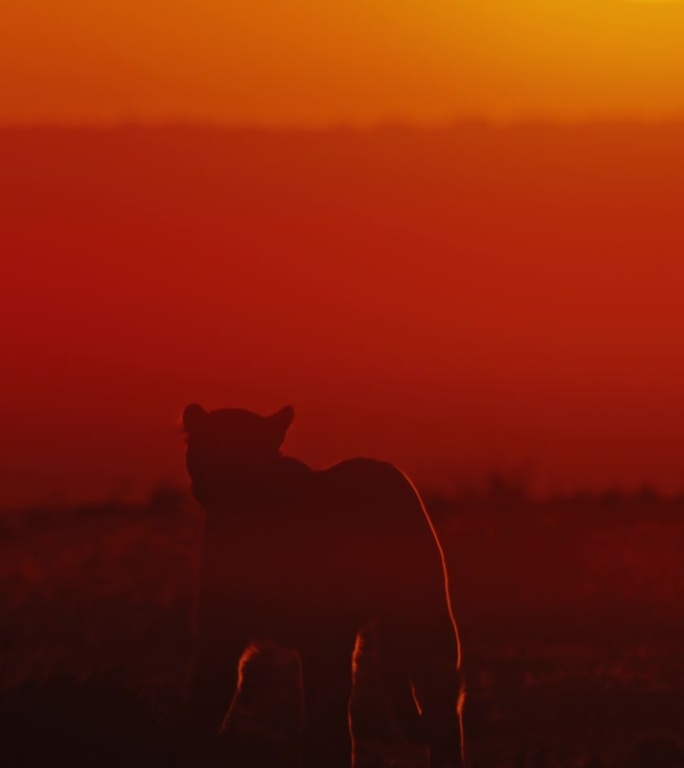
[194,454,311,513]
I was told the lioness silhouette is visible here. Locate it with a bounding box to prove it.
[183,403,465,768]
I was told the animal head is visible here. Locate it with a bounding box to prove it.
[182,403,295,507]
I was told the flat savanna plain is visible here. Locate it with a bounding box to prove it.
[1,484,683,768]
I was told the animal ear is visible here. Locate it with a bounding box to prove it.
[182,403,207,431]
[269,405,295,433]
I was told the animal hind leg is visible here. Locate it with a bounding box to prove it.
[406,612,465,768]
[299,638,355,768]
[352,622,428,768]
[349,625,407,744]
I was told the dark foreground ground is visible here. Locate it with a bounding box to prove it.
[1,482,683,767]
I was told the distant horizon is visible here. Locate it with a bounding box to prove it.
[4,465,684,515]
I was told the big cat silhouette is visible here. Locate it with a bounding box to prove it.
[183,403,465,768]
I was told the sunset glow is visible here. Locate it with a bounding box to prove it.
[2,1,684,125]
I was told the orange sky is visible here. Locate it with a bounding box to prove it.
[3,0,684,124]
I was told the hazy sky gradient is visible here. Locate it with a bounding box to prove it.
[3,125,684,506]
[4,4,684,506]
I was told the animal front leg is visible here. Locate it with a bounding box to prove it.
[219,641,305,768]
[186,617,249,768]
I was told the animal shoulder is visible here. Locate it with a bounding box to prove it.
[318,457,401,484]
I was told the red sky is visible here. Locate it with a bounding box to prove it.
[2,125,684,507]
